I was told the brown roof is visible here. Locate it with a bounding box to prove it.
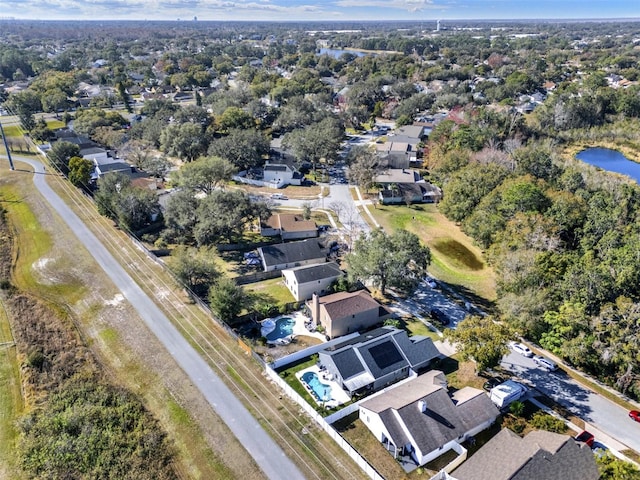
[360,370,447,412]
[319,290,381,320]
[264,214,316,233]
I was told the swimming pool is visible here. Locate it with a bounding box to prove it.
[301,371,332,402]
[264,317,296,341]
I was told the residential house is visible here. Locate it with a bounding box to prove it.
[375,142,414,169]
[308,290,392,339]
[452,428,599,480]
[374,168,422,186]
[282,262,343,301]
[263,163,304,188]
[80,146,109,164]
[359,371,499,469]
[94,161,134,178]
[319,327,440,395]
[261,213,317,241]
[257,239,325,272]
[379,183,442,205]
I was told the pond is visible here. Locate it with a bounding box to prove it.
[575,148,640,184]
[317,48,371,59]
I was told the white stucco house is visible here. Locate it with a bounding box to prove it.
[359,370,499,470]
[282,262,343,301]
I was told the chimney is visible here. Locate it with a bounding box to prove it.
[418,399,427,413]
[312,293,320,324]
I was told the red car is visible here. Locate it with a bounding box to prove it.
[575,430,595,447]
[629,410,640,422]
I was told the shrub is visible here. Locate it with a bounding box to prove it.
[529,411,567,433]
[509,400,525,417]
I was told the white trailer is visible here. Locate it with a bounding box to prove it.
[489,380,527,408]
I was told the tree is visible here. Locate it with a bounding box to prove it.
[163,190,199,243]
[346,229,431,295]
[283,117,343,171]
[218,106,255,131]
[194,190,270,245]
[47,141,80,175]
[346,145,382,192]
[596,452,640,480]
[160,122,208,162]
[170,245,219,296]
[444,315,513,372]
[208,276,246,323]
[114,187,160,232]
[207,128,269,171]
[67,156,94,188]
[173,156,236,195]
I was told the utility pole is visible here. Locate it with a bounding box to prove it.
[0,120,15,170]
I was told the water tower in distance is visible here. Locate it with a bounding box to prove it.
[436,19,441,31]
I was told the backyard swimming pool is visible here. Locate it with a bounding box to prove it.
[262,316,295,341]
[301,371,332,402]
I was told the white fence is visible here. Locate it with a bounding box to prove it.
[233,174,283,189]
[265,367,384,480]
[269,332,360,370]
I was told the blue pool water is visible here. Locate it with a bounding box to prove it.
[301,371,332,402]
[265,317,295,341]
[318,47,370,59]
[576,148,640,184]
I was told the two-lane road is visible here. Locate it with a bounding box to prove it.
[12,156,305,480]
[502,350,640,453]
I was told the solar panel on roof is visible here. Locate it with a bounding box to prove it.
[369,341,403,370]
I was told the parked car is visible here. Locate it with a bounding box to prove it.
[430,308,450,326]
[629,410,640,422]
[424,278,438,289]
[533,355,558,371]
[482,376,505,392]
[575,430,595,448]
[270,193,288,200]
[511,342,533,357]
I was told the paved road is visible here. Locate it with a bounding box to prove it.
[502,350,640,453]
[12,156,304,480]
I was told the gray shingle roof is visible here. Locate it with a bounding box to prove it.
[322,327,440,388]
[258,240,325,267]
[453,428,599,480]
[288,262,343,284]
[360,372,499,456]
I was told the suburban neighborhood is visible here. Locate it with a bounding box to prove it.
[1,12,640,480]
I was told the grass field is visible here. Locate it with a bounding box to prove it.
[1,161,256,480]
[370,203,496,302]
[0,300,22,480]
[244,277,294,306]
[2,125,22,137]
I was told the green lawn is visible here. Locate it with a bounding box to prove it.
[244,277,294,306]
[2,125,22,137]
[0,305,22,480]
[46,119,66,130]
[371,203,496,302]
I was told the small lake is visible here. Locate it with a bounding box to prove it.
[575,148,640,184]
[317,48,371,59]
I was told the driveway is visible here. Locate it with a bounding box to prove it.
[12,156,304,480]
[502,350,640,453]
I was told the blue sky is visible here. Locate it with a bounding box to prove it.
[2,0,638,22]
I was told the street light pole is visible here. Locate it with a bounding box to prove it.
[0,120,15,170]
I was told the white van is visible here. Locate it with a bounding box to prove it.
[533,355,558,371]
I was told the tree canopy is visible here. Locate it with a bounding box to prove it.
[346,229,431,295]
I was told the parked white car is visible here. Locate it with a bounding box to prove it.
[533,355,558,371]
[511,342,533,357]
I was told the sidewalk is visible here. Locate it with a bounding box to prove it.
[353,186,380,228]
